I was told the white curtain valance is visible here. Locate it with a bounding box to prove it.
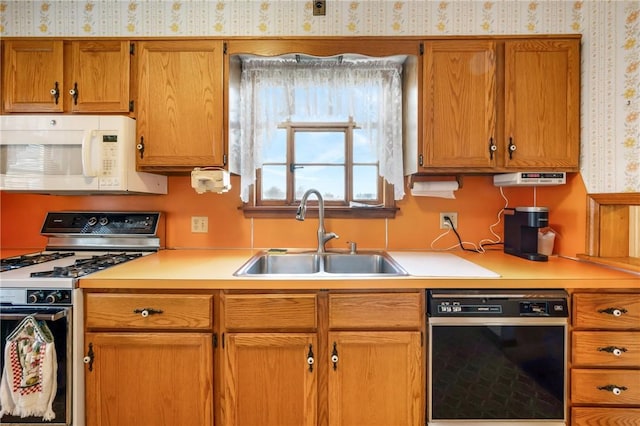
[229,56,405,202]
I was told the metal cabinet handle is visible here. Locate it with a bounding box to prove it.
[489,137,497,160]
[331,342,339,370]
[508,137,516,159]
[307,344,314,372]
[598,346,628,357]
[137,137,145,159]
[69,82,79,105]
[598,384,627,395]
[84,342,94,372]
[133,308,163,317]
[598,307,628,317]
[50,81,60,104]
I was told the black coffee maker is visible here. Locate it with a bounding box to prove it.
[503,206,549,261]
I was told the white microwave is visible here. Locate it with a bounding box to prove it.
[0,115,167,194]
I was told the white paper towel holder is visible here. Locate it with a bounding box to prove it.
[408,174,463,189]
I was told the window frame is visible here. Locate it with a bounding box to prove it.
[243,118,397,218]
[256,119,383,208]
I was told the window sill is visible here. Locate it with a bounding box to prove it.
[241,205,399,219]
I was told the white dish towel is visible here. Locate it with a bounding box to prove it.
[0,315,58,420]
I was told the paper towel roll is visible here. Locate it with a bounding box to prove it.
[410,181,459,198]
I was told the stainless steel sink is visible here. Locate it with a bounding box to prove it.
[235,252,321,275]
[234,250,408,277]
[323,252,405,274]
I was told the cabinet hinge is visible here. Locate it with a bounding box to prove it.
[418,154,423,167]
[421,331,424,347]
[213,333,218,349]
[223,42,227,55]
[222,332,225,348]
[130,43,135,55]
[223,153,227,166]
[419,42,424,55]
[129,100,134,113]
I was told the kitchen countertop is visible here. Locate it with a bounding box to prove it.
[79,249,640,290]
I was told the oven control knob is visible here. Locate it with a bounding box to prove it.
[45,291,63,304]
[28,291,44,303]
[88,216,98,226]
[99,217,109,226]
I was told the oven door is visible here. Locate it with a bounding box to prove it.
[428,317,567,426]
[0,306,72,426]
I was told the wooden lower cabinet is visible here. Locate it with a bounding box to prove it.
[327,331,422,426]
[570,291,640,426]
[85,332,213,426]
[84,292,214,426]
[221,290,425,426]
[223,333,318,426]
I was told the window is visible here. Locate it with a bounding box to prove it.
[258,119,382,207]
[230,54,407,217]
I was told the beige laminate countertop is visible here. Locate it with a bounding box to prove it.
[79,249,640,290]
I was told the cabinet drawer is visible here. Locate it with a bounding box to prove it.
[224,293,317,331]
[329,292,422,329]
[85,293,213,330]
[573,294,640,329]
[572,407,640,426]
[571,369,640,405]
[573,331,640,367]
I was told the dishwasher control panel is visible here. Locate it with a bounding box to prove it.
[427,289,568,317]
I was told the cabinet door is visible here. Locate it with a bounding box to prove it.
[2,40,64,112]
[422,40,497,170]
[68,40,130,112]
[223,333,317,426]
[504,39,580,169]
[328,331,423,426]
[85,332,213,426]
[135,40,225,171]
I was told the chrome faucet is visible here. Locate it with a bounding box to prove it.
[296,189,339,253]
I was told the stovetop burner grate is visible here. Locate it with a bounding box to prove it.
[29,252,144,278]
[0,252,76,272]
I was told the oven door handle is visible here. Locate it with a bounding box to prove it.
[428,316,568,326]
[0,308,70,322]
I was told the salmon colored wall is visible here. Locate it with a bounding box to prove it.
[0,173,587,257]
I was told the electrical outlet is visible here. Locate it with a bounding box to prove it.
[439,212,458,229]
[191,216,208,233]
[313,0,326,16]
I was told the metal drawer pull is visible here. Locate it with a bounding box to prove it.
[133,308,164,317]
[598,384,628,395]
[598,307,628,317]
[598,346,628,356]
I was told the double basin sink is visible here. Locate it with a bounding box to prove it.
[234,250,408,277]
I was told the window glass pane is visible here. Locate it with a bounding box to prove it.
[294,165,345,201]
[262,128,287,163]
[295,132,344,164]
[261,165,287,200]
[353,128,377,163]
[353,165,378,200]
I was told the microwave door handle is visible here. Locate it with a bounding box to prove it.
[81,129,98,177]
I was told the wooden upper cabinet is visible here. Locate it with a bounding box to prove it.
[504,38,580,170]
[3,40,64,112]
[67,40,131,112]
[134,40,225,172]
[2,40,130,113]
[422,40,497,169]
[421,37,580,173]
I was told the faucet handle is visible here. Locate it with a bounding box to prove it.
[347,241,357,254]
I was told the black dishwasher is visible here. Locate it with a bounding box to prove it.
[427,289,568,426]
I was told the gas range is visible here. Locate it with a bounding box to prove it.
[0,211,163,297]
